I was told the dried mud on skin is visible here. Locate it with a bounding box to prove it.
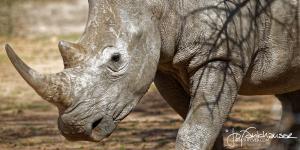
[0,37,281,150]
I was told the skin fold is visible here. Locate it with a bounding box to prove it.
[5,0,300,149]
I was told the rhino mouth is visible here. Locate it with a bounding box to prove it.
[92,118,103,129]
[90,116,117,142]
[88,102,138,141]
[59,115,117,142]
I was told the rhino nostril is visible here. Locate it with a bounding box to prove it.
[92,118,102,129]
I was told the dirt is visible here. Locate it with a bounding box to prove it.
[0,37,284,150]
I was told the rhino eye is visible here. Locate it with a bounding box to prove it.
[111,53,121,62]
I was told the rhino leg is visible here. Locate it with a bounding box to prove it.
[176,62,243,150]
[154,70,190,118]
[155,70,225,150]
[272,91,300,150]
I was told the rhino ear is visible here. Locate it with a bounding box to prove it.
[58,41,87,68]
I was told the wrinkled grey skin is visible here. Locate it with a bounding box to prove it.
[4,0,300,149]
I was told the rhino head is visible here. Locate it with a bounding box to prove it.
[5,0,161,141]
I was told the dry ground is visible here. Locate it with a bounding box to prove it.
[0,36,283,150]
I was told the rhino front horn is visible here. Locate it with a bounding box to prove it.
[5,44,71,107]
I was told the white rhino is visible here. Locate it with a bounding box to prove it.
[5,0,300,149]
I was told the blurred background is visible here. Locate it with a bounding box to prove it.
[0,0,282,149]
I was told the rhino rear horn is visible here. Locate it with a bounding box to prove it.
[5,44,71,107]
[58,41,86,69]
